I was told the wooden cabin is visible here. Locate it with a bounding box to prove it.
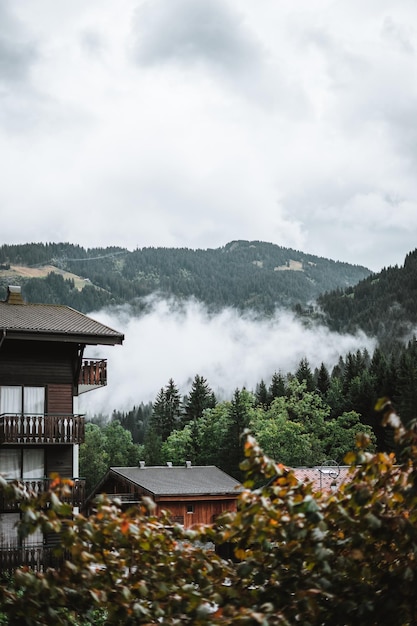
[88,462,242,528]
[0,285,124,570]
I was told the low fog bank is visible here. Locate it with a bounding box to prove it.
[79,297,377,417]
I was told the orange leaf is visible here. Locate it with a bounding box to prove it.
[120,519,130,534]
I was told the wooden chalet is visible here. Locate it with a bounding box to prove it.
[0,285,124,570]
[88,462,242,527]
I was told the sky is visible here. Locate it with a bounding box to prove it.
[1,0,417,273]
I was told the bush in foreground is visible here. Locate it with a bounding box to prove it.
[0,401,417,625]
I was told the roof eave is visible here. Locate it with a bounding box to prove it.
[4,330,124,345]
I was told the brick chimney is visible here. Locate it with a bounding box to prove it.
[6,286,24,305]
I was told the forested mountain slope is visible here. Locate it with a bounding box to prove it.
[0,240,370,314]
[318,249,417,343]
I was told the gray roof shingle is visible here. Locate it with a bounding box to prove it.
[110,465,242,496]
[0,301,124,344]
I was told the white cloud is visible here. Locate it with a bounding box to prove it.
[79,298,376,416]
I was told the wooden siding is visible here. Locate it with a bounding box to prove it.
[47,385,73,414]
[0,341,78,386]
[155,498,238,528]
[46,445,73,477]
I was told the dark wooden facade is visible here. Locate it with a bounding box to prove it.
[0,285,123,570]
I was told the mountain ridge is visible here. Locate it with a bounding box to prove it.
[0,240,371,314]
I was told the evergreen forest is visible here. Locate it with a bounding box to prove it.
[318,249,417,345]
[81,337,417,492]
[0,240,370,313]
[3,240,417,492]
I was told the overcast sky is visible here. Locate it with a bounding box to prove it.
[1,0,417,272]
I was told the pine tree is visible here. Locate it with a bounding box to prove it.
[316,362,330,396]
[163,378,182,440]
[183,375,216,424]
[223,388,254,479]
[295,358,315,392]
[269,372,286,401]
[255,379,269,406]
[149,387,167,440]
[149,380,182,441]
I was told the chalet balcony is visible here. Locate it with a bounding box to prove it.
[0,413,85,445]
[107,492,141,505]
[0,545,70,573]
[78,359,107,394]
[0,477,86,511]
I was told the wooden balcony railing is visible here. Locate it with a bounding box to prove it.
[79,359,107,388]
[0,413,85,444]
[0,545,69,573]
[0,478,86,511]
[107,493,141,504]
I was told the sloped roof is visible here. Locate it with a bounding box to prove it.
[108,465,242,497]
[292,466,353,493]
[0,299,124,345]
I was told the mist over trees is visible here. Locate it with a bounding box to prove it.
[80,336,417,490]
[4,241,417,491]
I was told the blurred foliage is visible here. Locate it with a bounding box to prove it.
[1,404,417,624]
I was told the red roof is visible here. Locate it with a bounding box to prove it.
[292,466,353,493]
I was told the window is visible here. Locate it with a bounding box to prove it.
[0,386,22,414]
[0,386,44,415]
[0,449,45,548]
[0,449,45,481]
[0,386,46,442]
[0,513,20,547]
[0,512,43,547]
[186,504,194,514]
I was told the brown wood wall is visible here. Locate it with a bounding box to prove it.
[0,340,78,386]
[157,499,237,527]
[46,446,73,478]
[47,385,73,414]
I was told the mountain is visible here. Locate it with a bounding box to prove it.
[0,240,371,314]
[318,249,417,344]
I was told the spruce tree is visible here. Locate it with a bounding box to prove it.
[255,379,269,406]
[183,374,216,424]
[316,362,331,396]
[269,372,286,401]
[295,358,315,392]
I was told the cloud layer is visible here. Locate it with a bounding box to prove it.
[1,1,417,271]
[79,298,376,416]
